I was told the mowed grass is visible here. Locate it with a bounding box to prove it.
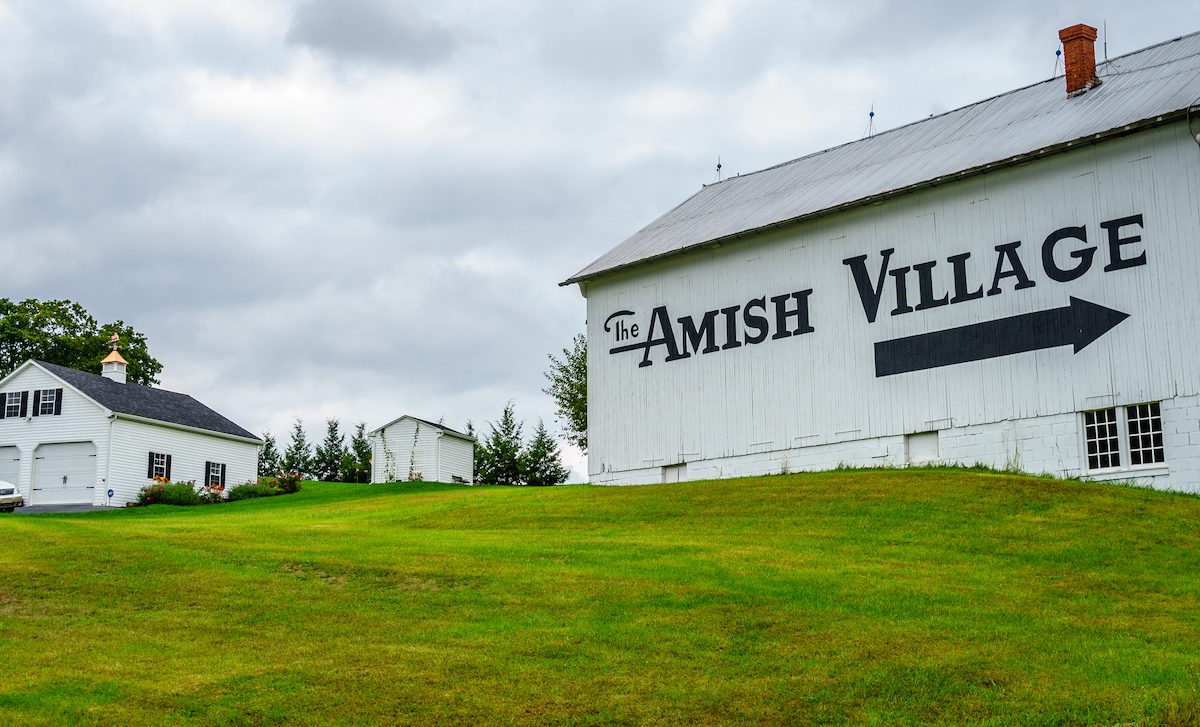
[1,471,1199,725]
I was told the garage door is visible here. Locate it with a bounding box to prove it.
[32,442,97,505]
[0,446,18,486]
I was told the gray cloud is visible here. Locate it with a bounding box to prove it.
[287,0,458,67]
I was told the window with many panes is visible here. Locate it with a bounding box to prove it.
[152,452,168,479]
[4,392,20,418]
[1126,402,1165,466]
[1082,402,1165,472]
[38,389,56,416]
[208,462,223,487]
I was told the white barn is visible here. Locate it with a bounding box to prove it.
[0,355,260,506]
[370,415,474,484]
[564,26,1200,492]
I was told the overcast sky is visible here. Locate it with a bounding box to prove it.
[1,1,1195,479]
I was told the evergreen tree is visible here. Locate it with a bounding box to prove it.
[543,333,587,452]
[259,431,281,476]
[280,418,313,477]
[475,402,524,486]
[522,419,570,486]
[312,418,346,482]
[341,422,372,483]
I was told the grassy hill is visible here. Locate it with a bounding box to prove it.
[1,470,1198,725]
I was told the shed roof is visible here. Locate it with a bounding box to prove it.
[35,361,260,442]
[370,415,475,442]
[564,31,1200,285]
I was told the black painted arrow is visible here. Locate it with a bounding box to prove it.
[874,297,1129,377]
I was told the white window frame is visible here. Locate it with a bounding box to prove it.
[4,392,20,418]
[38,389,56,416]
[1081,401,1166,474]
[207,462,223,487]
[152,452,168,479]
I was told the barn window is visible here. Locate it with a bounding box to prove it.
[1083,408,1121,470]
[1126,402,1164,466]
[1082,402,1165,472]
[4,393,20,418]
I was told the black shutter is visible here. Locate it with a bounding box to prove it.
[54,389,63,415]
[220,463,227,487]
[205,461,212,485]
[165,455,172,481]
[0,393,6,420]
[31,390,41,417]
[148,452,156,478]
[19,391,27,418]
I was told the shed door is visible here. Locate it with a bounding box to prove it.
[0,446,19,485]
[32,442,97,505]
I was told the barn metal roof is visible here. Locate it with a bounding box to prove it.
[35,361,260,442]
[564,31,1200,286]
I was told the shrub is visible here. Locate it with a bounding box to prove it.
[226,482,279,502]
[136,480,202,506]
[271,472,303,494]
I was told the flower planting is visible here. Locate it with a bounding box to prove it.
[135,472,304,506]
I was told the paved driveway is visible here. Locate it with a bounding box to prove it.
[12,504,107,514]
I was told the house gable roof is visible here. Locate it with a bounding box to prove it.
[370,415,475,442]
[33,361,259,442]
[563,30,1200,285]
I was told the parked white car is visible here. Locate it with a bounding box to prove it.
[0,480,23,513]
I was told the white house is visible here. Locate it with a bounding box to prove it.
[0,353,260,507]
[563,25,1200,491]
[370,415,474,484]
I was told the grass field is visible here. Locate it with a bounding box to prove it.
[1,470,1199,725]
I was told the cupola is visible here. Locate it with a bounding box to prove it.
[101,334,128,384]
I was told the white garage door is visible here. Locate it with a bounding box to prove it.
[32,442,97,505]
[0,446,19,486]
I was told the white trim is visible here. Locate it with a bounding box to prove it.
[111,412,263,445]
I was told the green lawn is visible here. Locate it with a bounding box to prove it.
[1,471,1199,725]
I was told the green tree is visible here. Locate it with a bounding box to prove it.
[0,298,163,385]
[543,333,586,452]
[522,419,570,486]
[475,402,524,486]
[259,431,282,476]
[341,422,372,483]
[312,418,346,482]
[281,418,313,477]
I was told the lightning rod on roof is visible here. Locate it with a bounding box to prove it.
[1054,47,1062,77]
[714,155,723,183]
[862,105,876,139]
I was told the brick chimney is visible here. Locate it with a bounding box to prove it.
[1059,23,1101,95]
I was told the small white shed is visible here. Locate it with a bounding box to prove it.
[369,416,474,484]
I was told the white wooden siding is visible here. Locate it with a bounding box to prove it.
[585,122,1200,490]
[439,436,474,483]
[371,417,474,483]
[108,418,258,504]
[0,364,113,505]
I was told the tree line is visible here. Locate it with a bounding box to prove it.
[259,419,373,482]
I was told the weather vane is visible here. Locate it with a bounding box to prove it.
[109,333,121,352]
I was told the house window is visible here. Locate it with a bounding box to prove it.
[149,452,170,480]
[1082,402,1165,472]
[4,393,20,419]
[38,389,57,416]
[207,461,224,488]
